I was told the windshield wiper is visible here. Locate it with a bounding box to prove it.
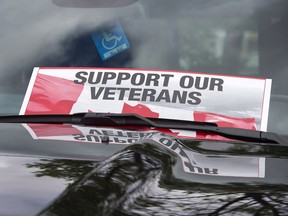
[0,112,286,144]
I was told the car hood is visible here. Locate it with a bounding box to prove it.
[0,123,288,215]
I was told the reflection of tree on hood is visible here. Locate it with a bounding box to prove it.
[26,144,288,216]
[33,147,162,216]
[26,159,97,183]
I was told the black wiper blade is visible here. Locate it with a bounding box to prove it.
[0,113,217,127]
[0,113,286,144]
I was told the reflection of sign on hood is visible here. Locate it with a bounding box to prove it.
[20,67,271,131]
[23,123,265,178]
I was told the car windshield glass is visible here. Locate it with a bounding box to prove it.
[0,0,287,134]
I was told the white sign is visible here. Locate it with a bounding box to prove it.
[20,67,272,131]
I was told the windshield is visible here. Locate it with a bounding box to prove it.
[0,0,287,134]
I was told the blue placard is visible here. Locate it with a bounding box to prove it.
[91,21,130,61]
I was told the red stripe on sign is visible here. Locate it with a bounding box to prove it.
[194,111,256,129]
[194,111,256,141]
[122,103,159,118]
[25,74,84,114]
[27,124,82,137]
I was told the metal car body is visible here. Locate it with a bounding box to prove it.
[1,122,288,215]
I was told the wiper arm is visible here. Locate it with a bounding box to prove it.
[0,113,286,144]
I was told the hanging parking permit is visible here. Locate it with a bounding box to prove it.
[91,21,130,61]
